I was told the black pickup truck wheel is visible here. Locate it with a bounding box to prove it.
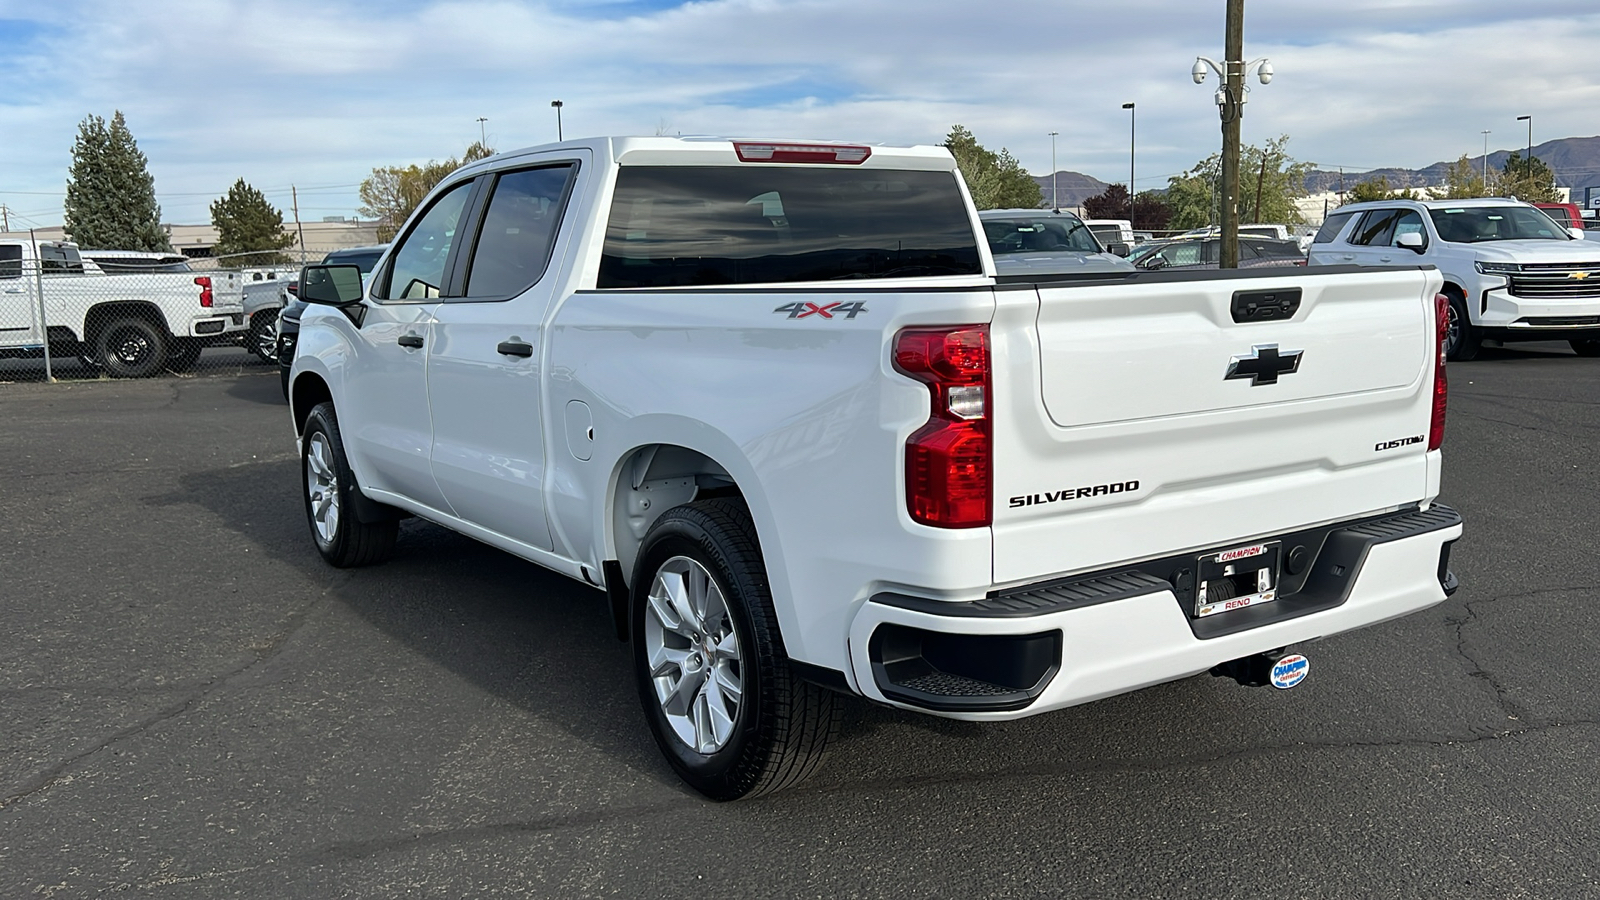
[632,498,840,800]
[95,317,168,378]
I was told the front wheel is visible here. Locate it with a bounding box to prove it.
[632,499,839,800]
[248,309,280,363]
[94,317,168,378]
[1444,292,1481,362]
[1571,339,1600,357]
[301,402,398,567]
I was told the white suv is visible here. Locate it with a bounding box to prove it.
[1309,197,1600,359]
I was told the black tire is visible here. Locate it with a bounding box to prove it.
[631,498,839,800]
[94,317,168,378]
[166,339,202,372]
[1571,339,1600,357]
[301,402,398,567]
[248,309,280,363]
[1443,291,1481,362]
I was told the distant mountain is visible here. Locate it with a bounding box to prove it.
[1031,170,1111,209]
[1304,135,1600,204]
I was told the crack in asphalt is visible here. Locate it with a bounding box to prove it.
[0,580,348,811]
[1441,583,1600,729]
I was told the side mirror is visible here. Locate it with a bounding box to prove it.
[1106,241,1132,258]
[1396,232,1426,253]
[1570,226,1586,240]
[1141,256,1168,270]
[299,265,364,305]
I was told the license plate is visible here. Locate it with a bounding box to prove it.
[1194,541,1282,618]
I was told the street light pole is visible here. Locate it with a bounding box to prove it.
[1122,103,1136,227]
[1517,115,1532,162]
[1481,130,1491,186]
[1048,132,1059,210]
[551,100,565,142]
[476,117,488,146]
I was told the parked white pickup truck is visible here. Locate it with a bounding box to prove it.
[1309,197,1600,359]
[0,240,245,376]
[288,136,1463,799]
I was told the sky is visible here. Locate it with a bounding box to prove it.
[2,0,1598,229]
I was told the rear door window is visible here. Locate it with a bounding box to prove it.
[1350,210,1401,246]
[598,166,980,288]
[461,163,577,300]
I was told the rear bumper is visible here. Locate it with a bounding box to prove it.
[847,504,1463,720]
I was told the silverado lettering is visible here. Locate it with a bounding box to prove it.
[1008,480,1141,508]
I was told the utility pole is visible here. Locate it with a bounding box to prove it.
[1221,0,1243,268]
[291,185,306,265]
[1,204,9,232]
[1253,155,1267,223]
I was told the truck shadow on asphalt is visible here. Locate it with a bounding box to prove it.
[158,455,1287,797]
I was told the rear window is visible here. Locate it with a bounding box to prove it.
[324,251,384,274]
[597,166,981,288]
[1312,211,1355,245]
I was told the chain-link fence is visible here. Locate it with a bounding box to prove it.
[0,245,291,384]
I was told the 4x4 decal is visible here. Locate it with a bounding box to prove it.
[774,301,867,320]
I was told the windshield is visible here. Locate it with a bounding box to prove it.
[324,251,384,274]
[981,217,1102,255]
[1429,206,1570,243]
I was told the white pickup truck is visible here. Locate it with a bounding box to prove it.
[0,239,245,376]
[287,136,1463,799]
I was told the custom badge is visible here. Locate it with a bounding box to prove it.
[1269,654,1310,690]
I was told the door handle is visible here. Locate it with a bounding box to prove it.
[497,339,533,358]
[397,334,424,349]
[2,289,22,294]
[1341,254,1355,261]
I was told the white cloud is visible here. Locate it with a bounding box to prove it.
[1,0,1597,226]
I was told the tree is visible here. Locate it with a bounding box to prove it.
[943,126,1042,210]
[359,142,496,241]
[1132,192,1172,231]
[1082,183,1130,220]
[1431,155,1492,200]
[1164,135,1313,229]
[1497,152,1560,203]
[209,179,296,267]
[63,111,172,251]
[1341,176,1422,206]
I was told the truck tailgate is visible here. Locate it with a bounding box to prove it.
[989,267,1443,586]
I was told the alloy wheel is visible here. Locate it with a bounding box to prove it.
[305,432,341,543]
[643,555,744,754]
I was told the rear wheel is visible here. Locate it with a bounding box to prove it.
[302,402,398,567]
[94,317,168,378]
[1571,339,1600,357]
[632,498,839,800]
[1444,291,1481,362]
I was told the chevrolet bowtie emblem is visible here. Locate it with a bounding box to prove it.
[1569,271,1590,280]
[1225,344,1303,386]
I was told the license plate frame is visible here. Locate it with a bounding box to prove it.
[1194,540,1283,618]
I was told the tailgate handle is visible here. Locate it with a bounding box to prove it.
[1231,287,1302,324]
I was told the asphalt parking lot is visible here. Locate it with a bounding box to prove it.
[2,344,1597,898]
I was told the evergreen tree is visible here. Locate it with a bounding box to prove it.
[359,143,495,241]
[1431,155,1493,200]
[210,178,297,267]
[943,126,1042,210]
[1342,176,1422,206]
[63,111,171,251]
[1497,152,1559,203]
[1082,183,1131,221]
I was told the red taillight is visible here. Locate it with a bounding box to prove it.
[1430,293,1449,450]
[894,326,991,528]
[194,276,214,308]
[734,142,871,165]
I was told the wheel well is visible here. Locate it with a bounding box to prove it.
[610,444,745,589]
[84,301,171,346]
[291,373,333,435]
